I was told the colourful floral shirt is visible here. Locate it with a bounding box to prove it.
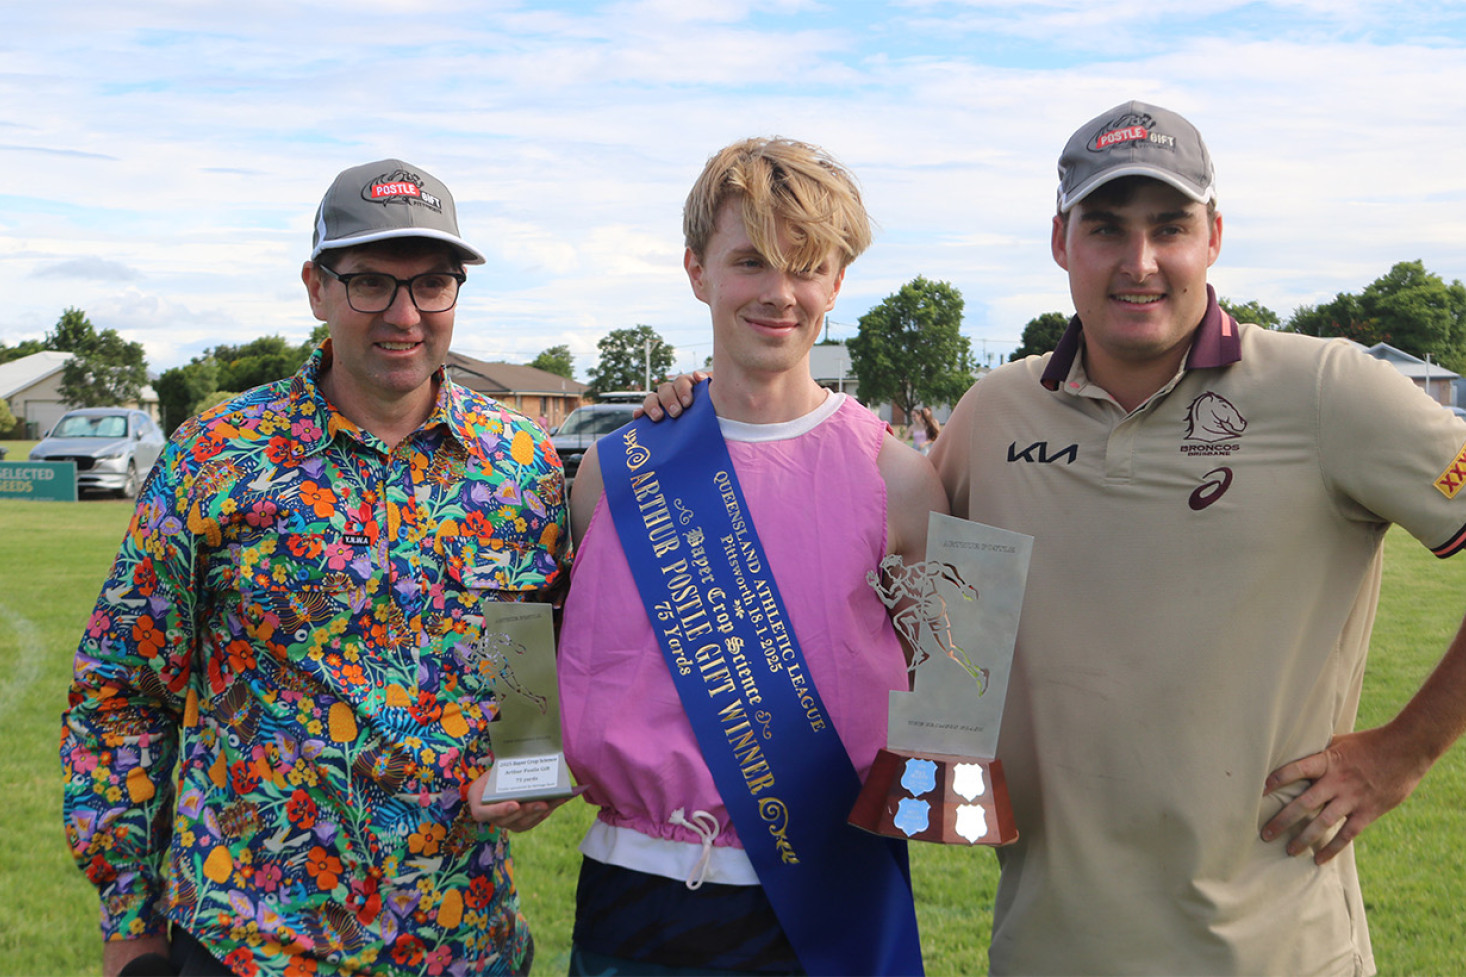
[61,346,566,976]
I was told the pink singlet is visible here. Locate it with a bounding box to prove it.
[558,394,908,874]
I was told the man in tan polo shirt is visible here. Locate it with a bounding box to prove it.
[929,101,1466,975]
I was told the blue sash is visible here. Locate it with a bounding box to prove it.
[600,383,924,976]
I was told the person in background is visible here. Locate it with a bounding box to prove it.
[914,406,941,454]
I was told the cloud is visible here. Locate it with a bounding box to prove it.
[32,257,140,282]
[1,0,1464,376]
[0,144,117,160]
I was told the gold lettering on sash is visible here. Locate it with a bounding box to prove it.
[628,459,816,859]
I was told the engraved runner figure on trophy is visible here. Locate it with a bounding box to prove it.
[867,553,988,693]
[465,627,550,715]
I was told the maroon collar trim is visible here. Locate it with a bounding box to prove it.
[1040,285,1241,390]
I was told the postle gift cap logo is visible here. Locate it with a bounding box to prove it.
[1088,109,1177,155]
[361,168,442,212]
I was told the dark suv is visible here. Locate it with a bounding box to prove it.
[551,402,639,482]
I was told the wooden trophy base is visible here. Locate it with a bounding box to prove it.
[849,748,1017,846]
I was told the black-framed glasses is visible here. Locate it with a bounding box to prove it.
[318,265,466,314]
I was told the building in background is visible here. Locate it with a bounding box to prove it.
[0,350,159,438]
[810,342,859,402]
[445,352,589,432]
[1361,343,1461,407]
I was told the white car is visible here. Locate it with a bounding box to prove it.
[29,408,166,498]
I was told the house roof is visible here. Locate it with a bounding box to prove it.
[1,349,159,405]
[1363,342,1462,381]
[445,351,589,397]
[0,350,72,399]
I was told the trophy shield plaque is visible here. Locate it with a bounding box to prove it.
[849,511,1032,846]
[475,602,583,803]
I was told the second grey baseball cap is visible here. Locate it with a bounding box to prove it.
[1057,101,1215,213]
[311,159,486,265]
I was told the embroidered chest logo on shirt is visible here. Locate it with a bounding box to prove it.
[1180,392,1247,457]
[1435,445,1466,499]
[1188,467,1234,511]
[1006,441,1078,464]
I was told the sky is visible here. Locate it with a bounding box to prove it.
[5,0,1466,381]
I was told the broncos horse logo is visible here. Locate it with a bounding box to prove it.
[1184,392,1247,443]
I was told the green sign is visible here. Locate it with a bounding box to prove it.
[0,461,77,501]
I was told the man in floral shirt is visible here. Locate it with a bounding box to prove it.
[62,159,567,976]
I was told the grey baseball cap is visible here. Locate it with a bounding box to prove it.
[311,159,486,264]
[1057,101,1215,213]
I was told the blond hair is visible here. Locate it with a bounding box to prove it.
[683,137,872,273]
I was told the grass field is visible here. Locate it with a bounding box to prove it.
[1,499,1463,975]
[3,439,39,461]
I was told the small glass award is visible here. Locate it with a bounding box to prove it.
[849,512,1032,845]
[475,602,585,803]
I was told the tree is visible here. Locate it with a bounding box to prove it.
[195,389,241,414]
[1359,261,1466,369]
[1286,293,1375,345]
[152,329,325,434]
[155,357,220,434]
[848,276,975,419]
[0,339,45,365]
[50,309,149,408]
[1218,298,1280,329]
[47,307,97,352]
[530,344,575,380]
[588,325,674,396]
[1010,312,1071,361]
[1285,261,1466,372]
[211,335,312,392]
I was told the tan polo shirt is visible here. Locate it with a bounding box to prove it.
[932,301,1466,976]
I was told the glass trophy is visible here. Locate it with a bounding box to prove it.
[475,602,584,803]
[849,512,1032,845]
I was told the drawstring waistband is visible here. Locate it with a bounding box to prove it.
[668,808,721,889]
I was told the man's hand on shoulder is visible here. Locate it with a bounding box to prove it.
[635,371,710,422]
